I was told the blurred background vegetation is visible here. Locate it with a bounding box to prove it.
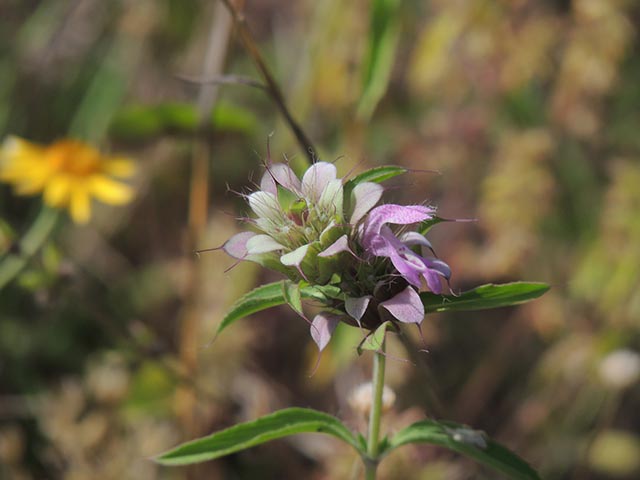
[1,0,640,478]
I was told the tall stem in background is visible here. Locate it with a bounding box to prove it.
[0,207,59,290]
[176,0,232,447]
[220,0,316,164]
[365,340,386,480]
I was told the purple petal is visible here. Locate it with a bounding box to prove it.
[399,231,434,254]
[310,312,341,351]
[246,234,285,254]
[362,204,435,247]
[301,162,337,201]
[318,235,353,258]
[367,228,425,287]
[223,231,256,259]
[423,268,442,294]
[425,258,451,279]
[379,286,425,324]
[345,296,371,326]
[350,182,384,224]
[387,249,424,287]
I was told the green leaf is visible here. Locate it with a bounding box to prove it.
[347,165,407,187]
[421,282,549,314]
[357,0,401,120]
[109,105,164,140]
[155,102,198,130]
[387,420,540,480]
[216,281,330,335]
[344,165,407,206]
[155,407,361,466]
[212,102,257,133]
[357,321,392,355]
[109,102,256,141]
[282,281,303,316]
[418,216,454,235]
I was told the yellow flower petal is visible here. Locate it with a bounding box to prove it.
[70,185,91,224]
[0,136,44,163]
[103,157,136,178]
[43,175,72,207]
[89,175,134,205]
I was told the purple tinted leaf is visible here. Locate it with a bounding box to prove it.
[310,312,341,351]
[223,232,256,259]
[345,295,371,327]
[379,286,425,324]
[262,163,302,195]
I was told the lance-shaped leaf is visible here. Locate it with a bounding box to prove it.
[420,282,549,314]
[345,165,407,190]
[386,419,540,480]
[155,407,362,466]
[216,281,330,335]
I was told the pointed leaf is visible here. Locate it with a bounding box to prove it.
[310,312,341,351]
[155,407,361,466]
[282,281,303,316]
[420,282,549,314]
[216,282,330,335]
[358,321,393,355]
[387,419,540,480]
[345,165,407,195]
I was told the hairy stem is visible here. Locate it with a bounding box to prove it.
[365,340,386,479]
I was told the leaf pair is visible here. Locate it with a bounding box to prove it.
[155,407,540,480]
[217,281,550,337]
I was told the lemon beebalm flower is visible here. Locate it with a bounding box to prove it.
[0,136,135,224]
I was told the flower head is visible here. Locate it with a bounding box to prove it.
[225,160,454,351]
[0,136,135,223]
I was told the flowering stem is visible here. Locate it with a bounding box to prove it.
[365,339,386,480]
[0,207,59,290]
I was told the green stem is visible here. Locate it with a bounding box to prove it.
[0,207,59,290]
[364,340,386,480]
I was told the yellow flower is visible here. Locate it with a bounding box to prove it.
[0,136,135,224]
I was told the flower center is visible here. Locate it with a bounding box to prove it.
[46,140,102,176]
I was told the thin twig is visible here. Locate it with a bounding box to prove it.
[220,0,316,163]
